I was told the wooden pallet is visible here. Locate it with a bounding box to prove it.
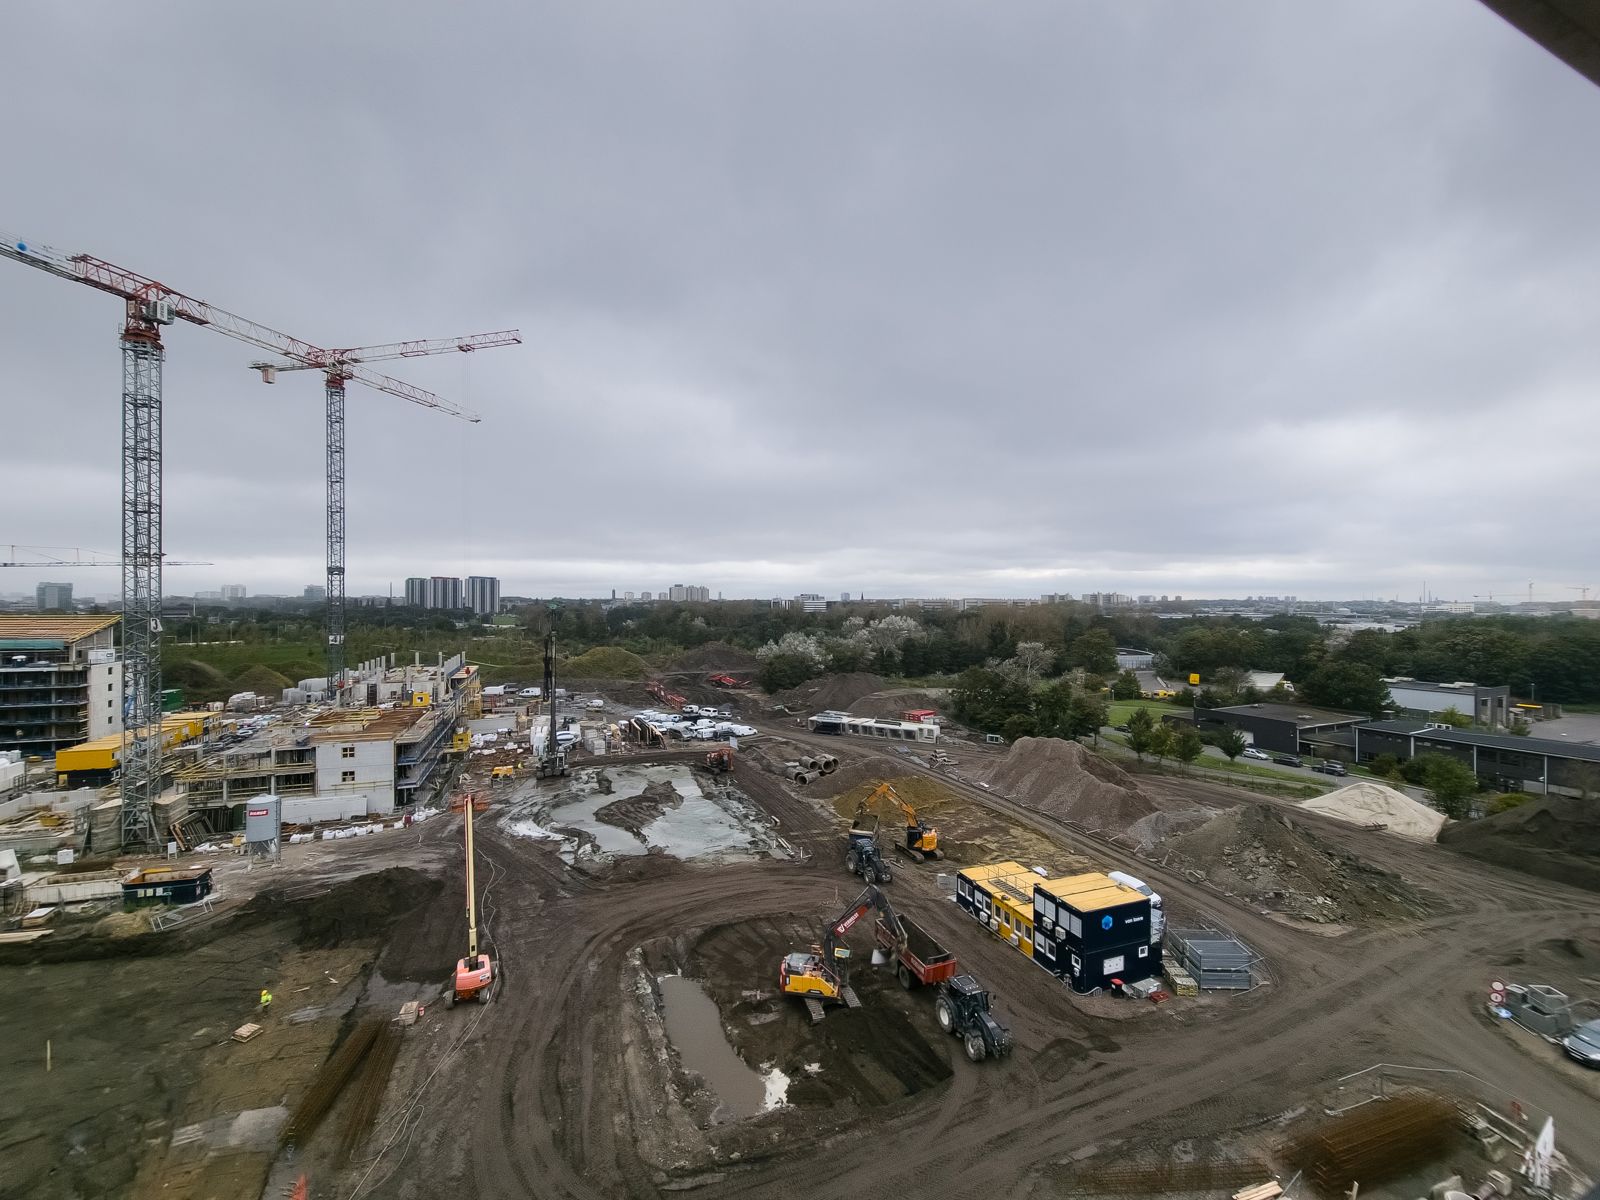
[1164,965,1199,997]
[232,1022,263,1043]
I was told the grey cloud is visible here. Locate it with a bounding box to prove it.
[3,0,1597,603]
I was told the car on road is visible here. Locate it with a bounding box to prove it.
[1113,724,1130,733]
[1272,754,1303,768]
[1562,1018,1600,1067]
[1241,747,1270,761]
[1312,761,1348,777]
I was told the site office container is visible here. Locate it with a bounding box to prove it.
[954,862,1039,959]
[1031,873,1159,991]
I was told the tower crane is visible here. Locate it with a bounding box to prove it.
[251,329,520,695]
[0,229,507,848]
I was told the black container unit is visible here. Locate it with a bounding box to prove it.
[1031,873,1157,992]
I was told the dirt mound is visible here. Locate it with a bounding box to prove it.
[772,672,886,712]
[813,753,916,797]
[981,737,1155,833]
[1298,782,1446,842]
[597,778,683,836]
[1439,795,1600,892]
[1167,804,1429,923]
[1125,807,1215,851]
[812,1004,953,1101]
[846,688,948,720]
[242,867,445,951]
[232,664,292,701]
[164,658,234,703]
[669,643,759,674]
[562,646,649,679]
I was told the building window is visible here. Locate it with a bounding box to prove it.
[1137,944,1149,958]
[341,745,355,759]
[1103,954,1125,975]
[341,770,355,783]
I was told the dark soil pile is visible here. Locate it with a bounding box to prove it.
[1166,805,1430,923]
[981,737,1156,833]
[810,1004,953,1103]
[846,688,948,720]
[772,672,887,712]
[597,778,683,837]
[1439,795,1600,892]
[670,643,760,674]
[242,867,445,951]
[232,664,292,701]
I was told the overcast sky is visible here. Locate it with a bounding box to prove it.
[3,1,1597,603]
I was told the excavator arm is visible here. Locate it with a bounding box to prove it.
[857,783,942,859]
[822,884,907,967]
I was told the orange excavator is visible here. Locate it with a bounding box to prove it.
[855,781,944,862]
[447,795,493,1007]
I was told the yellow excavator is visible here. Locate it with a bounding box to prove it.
[854,782,944,863]
[779,883,906,1023]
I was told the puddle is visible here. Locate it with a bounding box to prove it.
[659,975,784,1121]
[504,765,788,864]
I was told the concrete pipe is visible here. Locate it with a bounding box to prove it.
[792,769,815,785]
[820,755,838,773]
[799,755,820,771]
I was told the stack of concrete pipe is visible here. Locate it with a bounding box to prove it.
[796,753,839,775]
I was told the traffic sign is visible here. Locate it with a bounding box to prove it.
[1491,980,1505,992]
[1489,990,1506,1005]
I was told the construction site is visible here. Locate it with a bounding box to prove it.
[2,669,1598,1200]
[6,5,1600,1195]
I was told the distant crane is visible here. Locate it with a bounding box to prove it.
[0,545,211,568]
[251,329,520,693]
[1567,586,1593,602]
[0,228,503,848]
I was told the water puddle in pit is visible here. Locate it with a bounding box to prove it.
[659,975,785,1121]
[505,764,787,864]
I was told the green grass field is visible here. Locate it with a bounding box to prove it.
[1106,699,1180,726]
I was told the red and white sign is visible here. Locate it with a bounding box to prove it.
[248,808,270,818]
[1490,979,1505,992]
[1489,990,1507,1005]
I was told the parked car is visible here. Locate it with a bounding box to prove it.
[1241,747,1270,761]
[1563,1018,1600,1067]
[1272,755,1303,768]
[1313,761,1348,777]
[1113,724,1131,733]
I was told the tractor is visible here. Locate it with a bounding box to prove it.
[934,974,1013,1063]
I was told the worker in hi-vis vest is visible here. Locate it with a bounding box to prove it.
[259,988,273,1015]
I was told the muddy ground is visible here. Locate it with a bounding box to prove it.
[6,743,1600,1200]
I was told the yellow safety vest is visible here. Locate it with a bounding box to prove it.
[260,990,272,1006]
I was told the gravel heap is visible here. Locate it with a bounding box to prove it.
[1164,804,1429,923]
[1297,781,1447,842]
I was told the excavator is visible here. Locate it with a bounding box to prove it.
[855,781,944,863]
[705,747,734,774]
[447,792,493,1007]
[780,883,906,1023]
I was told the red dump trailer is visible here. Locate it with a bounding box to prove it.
[876,913,959,990]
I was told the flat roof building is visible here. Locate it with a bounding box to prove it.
[1381,678,1512,728]
[1353,720,1600,798]
[0,615,123,758]
[1184,702,1368,755]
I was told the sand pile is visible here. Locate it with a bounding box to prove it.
[772,672,887,712]
[1297,782,1446,842]
[981,737,1155,833]
[669,643,759,674]
[1440,795,1600,892]
[846,688,948,720]
[1165,805,1429,923]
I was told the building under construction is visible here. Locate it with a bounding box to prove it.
[169,653,478,841]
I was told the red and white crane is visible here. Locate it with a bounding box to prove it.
[0,229,517,846]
